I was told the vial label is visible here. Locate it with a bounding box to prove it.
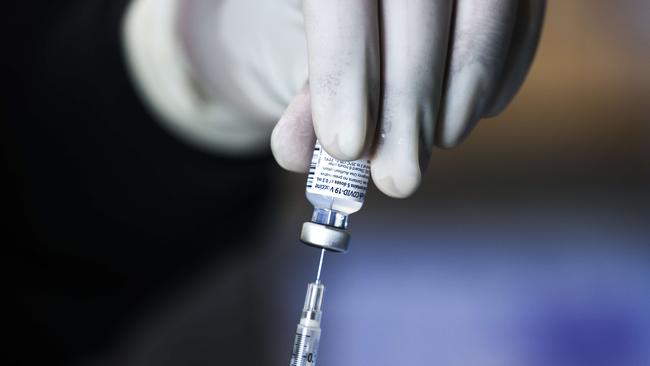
[306,142,370,203]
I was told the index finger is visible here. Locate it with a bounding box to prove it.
[303,0,381,160]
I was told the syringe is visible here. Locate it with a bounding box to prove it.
[289,250,326,366]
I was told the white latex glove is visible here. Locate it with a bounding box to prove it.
[124,0,545,198]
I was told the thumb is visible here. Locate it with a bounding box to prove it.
[271,86,316,173]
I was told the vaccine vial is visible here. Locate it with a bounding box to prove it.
[300,141,370,253]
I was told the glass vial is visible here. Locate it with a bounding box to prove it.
[300,141,370,253]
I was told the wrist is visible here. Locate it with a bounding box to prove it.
[122,0,270,155]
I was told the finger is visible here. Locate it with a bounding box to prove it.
[436,0,518,148]
[371,0,453,198]
[303,0,381,160]
[271,86,315,173]
[483,0,546,117]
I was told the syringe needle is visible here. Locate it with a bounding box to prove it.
[315,249,325,283]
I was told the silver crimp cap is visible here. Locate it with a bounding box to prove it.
[300,222,350,253]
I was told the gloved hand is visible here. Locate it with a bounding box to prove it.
[124,0,545,198]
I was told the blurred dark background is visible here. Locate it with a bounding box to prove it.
[3,1,650,366]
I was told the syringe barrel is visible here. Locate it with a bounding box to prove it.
[289,282,325,366]
[290,323,321,366]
